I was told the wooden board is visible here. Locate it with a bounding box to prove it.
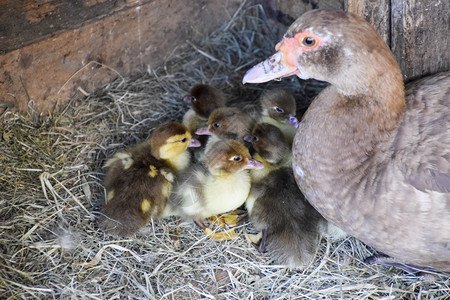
[1,0,448,113]
[0,0,241,112]
[261,0,344,35]
[345,0,449,81]
[345,0,390,45]
[0,0,150,55]
[390,0,449,81]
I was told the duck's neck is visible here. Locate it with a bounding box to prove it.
[296,61,406,190]
[331,51,406,132]
[332,49,406,132]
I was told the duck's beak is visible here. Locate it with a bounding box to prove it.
[195,126,212,136]
[244,158,264,170]
[243,37,302,84]
[189,138,201,148]
[243,52,299,84]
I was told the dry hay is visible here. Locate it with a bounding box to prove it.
[1,2,449,299]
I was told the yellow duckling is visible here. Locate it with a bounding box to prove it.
[100,122,201,236]
[167,139,263,238]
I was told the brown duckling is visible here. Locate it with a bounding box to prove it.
[244,122,292,183]
[258,88,299,144]
[166,139,263,236]
[245,123,344,269]
[100,122,201,236]
[182,84,225,133]
[196,107,255,156]
[182,84,225,163]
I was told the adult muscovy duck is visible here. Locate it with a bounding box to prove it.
[243,9,450,272]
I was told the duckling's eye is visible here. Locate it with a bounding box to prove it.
[213,123,221,128]
[274,106,284,113]
[191,97,197,103]
[252,136,259,142]
[302,36,316,47]
[231,156,242,162]
[180,138,187,143]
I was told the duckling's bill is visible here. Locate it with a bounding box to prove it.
[195,126,212,136]
[244,158,264,170]
[189,137,201,147]
[288,115,299,128]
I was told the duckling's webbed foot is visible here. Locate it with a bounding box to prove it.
[258,228,268,252]
[194,219,239,241]
[364,254,438,275]
[248,229,268,253]
[209,209,247,228]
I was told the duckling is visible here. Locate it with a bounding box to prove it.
[243,123,292,182]
[258,88,299,144]
[167,139,264,238]
[182,84,225,163]
[245,123,340,269]
[182,84,225,133]
[100,122,201,236]
[196,107,255,156]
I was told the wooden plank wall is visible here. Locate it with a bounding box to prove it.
[345,0,449,81]
[1,0,448,113]
[0,0,241,113]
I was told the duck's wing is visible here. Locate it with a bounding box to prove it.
[396,72,450,193]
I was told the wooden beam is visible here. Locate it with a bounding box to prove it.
[0,0,241,112]
[391,0,449,81]
[345,0,390,46]
[346,0,449,81]
[0,0,152,55]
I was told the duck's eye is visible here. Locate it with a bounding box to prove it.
[191,97,197,103]
[180,138,187,143]
[252,136,259,142]
[274,106,284,113]
[231,156,242,162]
[302,36,316,47]
[213,123,221,128]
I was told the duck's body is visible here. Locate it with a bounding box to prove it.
[100,123,200,236]
[297,73,450,270]
[168,139,263,220]
[243,10,450,271]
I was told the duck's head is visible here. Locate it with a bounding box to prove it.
[243,10,402,96]
[183,84,225,119]
[195,107,253,141]
[259,88,298,128]
[206,140,264,176]
[244,123,289,165]
[151,123,201,160]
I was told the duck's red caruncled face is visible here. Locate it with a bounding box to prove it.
[243,31,323,84]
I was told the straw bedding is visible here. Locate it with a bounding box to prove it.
[1,3,449,299]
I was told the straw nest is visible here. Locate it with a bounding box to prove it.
[1,3,448,299]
